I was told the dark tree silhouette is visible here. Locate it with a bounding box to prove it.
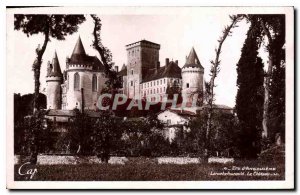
[236,20,264,159]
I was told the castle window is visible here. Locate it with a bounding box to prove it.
[74,72,80,91]
[131,70,134,75]
[131,81,133,86]
[157,80,159,85]
[186,83,189,88]
[92,74,97,92]
[164,79,166,84]
[160,80,162,85]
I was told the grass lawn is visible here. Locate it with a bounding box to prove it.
[14,157,285,181]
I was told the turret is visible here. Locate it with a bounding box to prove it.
[181,47,204,104]
[46,51,63,109]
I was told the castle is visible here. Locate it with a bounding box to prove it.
[46,37,204,110]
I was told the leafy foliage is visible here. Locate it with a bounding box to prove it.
[187,110,239,157]
[91,111,124,162]
[14,15,86,40]
[20,110,54,163]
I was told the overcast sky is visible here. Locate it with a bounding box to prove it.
[8,8,265,107]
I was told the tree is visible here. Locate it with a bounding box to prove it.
[246,15,285,139]
[22,110,54,163]
[91,15,122,93]
[119,112,164,157]
[14,93,47,155]
[205,15,242,160]
[236,20,265,159]
[14,15,86,112]
[91,111,123,162]
[67,109,93,155]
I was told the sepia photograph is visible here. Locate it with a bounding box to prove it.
[6,6,294,189]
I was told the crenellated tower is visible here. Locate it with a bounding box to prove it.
[61,36,106,110]
[181,47,204,105]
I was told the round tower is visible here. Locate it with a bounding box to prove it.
[46,51,63,109]
[181,47,204,105]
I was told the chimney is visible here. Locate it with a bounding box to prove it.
[114,66,119,73]
[166,58,169,66]
[155,61,160,74]
[175,60,178,65]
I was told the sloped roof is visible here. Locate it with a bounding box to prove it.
[47,109,76,117]
[118,64,127,76]
[182,47,204,69]
[47,51,63,77]
[158,109,196,118]
[68,36,105,71]
[142,61,181,83]
[201,104,233,110]
[46,109,107,118]
[168,109,197,116]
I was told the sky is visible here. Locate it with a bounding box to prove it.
[7,8,260,107]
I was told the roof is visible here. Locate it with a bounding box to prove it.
[47,109,76,117]
[182,47,204,69]
[68,36,105,71]
[72,36,86,56]
[46,109,106,118]
[142,61,181,83]
[118,64,127,76]
[126,40,160,47]
[47,51,63,77]
[158,109,196,117]
[169,109,197,116]
[202,104,233,110]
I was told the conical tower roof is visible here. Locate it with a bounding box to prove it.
[182,47,204,69]
[72,36,86,56]
[47,51,62,77]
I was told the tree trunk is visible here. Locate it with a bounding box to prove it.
[204,15,241,161]
[33,26,50,113]
[260,19,273,138]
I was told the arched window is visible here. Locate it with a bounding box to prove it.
[92,74,97,92]
[74,72,80,91]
